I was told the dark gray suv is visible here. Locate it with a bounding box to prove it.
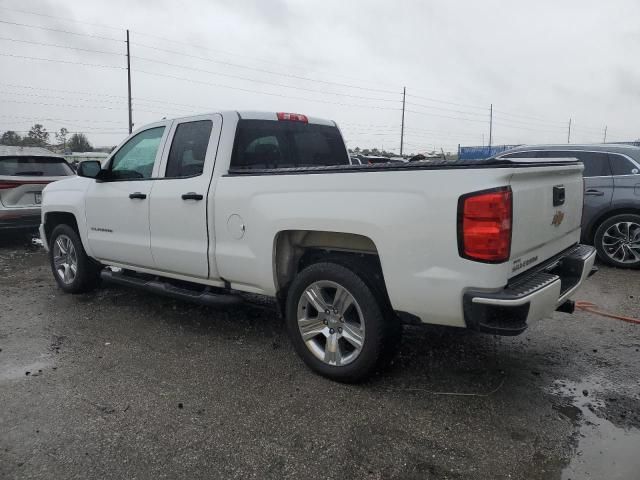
[497,144,640,269]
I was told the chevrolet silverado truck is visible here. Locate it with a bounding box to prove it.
[39,111,596,381]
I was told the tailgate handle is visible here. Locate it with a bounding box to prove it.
[585,189,604,197]
[553,186,565,206]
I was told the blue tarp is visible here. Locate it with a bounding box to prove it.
[458,145,520,160]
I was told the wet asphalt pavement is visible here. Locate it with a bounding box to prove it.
[0,232,639,480]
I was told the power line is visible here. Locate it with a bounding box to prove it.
[0,6,124,31]
[0,90,131,106]
[133,42,400,96]
[492,108,566,125]
[0,98,127,111]
[0,5,402,92]
[0,36,123,55]
[0,19,123,42]
[491,114,566,131]
[0,52,125,69]
[405,93,487,111]
[134,69,403,112]
[405,109,489,124]
[0,82,201,112]
[406,100,489,118]
[0,82,127,100]
[132,55,402,103]
[0,114,124,124]
[492,121,571,135]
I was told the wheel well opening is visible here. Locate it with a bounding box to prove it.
[44,212,79,244]
[274,230,381,298]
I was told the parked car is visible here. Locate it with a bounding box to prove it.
[39,111,595,381]
[0,146,74,230]
[496,144,640,268]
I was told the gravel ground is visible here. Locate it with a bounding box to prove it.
[0,232,638,480]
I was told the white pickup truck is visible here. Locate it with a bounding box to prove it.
[39,111,596,381]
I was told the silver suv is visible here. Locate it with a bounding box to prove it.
[0,146,74,231]
[497,144,640,268]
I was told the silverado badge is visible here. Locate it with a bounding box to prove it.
[551,210,565,227]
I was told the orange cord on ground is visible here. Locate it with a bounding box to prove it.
[575,301,640,325]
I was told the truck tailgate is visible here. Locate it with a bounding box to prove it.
[508,163,584,278]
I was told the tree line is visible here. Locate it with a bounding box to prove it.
[0,124,93,152]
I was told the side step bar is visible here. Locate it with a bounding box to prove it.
[101,270,243,307]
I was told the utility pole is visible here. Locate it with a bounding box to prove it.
[400,86,406,156]
[603,125,607,143]
[567,117,572,144]
[126,29,133,134]
[488,104,493,148]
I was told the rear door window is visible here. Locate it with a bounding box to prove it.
[0,157,73,176]
[165,120,213,178]
[231,120,349,169]
[609,154,639,175]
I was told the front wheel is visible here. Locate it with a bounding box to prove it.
[285,261,399,382]
[49,224,101,293]
[594,214,640,269]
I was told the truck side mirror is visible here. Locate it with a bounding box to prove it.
[77,161,102,179]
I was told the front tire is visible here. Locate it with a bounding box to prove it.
[593,214,640,269]
[285,261,399,382]
[49,224,101,293]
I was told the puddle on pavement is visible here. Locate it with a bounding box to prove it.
[550,378,640,480]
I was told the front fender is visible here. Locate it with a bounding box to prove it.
[42,178,93,257]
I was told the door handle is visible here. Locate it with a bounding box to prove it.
[585,189,604,197]
[129,192,147,199]
[182,192,203,201]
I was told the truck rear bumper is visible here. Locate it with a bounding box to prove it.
[463,244,596,336]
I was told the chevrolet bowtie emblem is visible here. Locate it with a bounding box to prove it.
[551,210,565,227]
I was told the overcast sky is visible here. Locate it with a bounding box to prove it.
[1,0,638,153]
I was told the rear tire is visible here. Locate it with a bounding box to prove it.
[593,214,640,269]
[285,260,400,382]
[49,224,101,293]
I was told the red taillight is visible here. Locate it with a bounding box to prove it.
[277,112,308,123]
[458,187,512,263]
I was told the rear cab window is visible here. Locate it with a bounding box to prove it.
[230,119,349,170]
[0,157,73,177]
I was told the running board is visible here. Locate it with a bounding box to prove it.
[100,270,243,307]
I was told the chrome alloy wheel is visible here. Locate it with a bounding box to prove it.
[52,234,78,285]
[296,280,365,366]
[602,221,640,264]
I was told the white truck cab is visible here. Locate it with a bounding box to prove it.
[40,111,596,381]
